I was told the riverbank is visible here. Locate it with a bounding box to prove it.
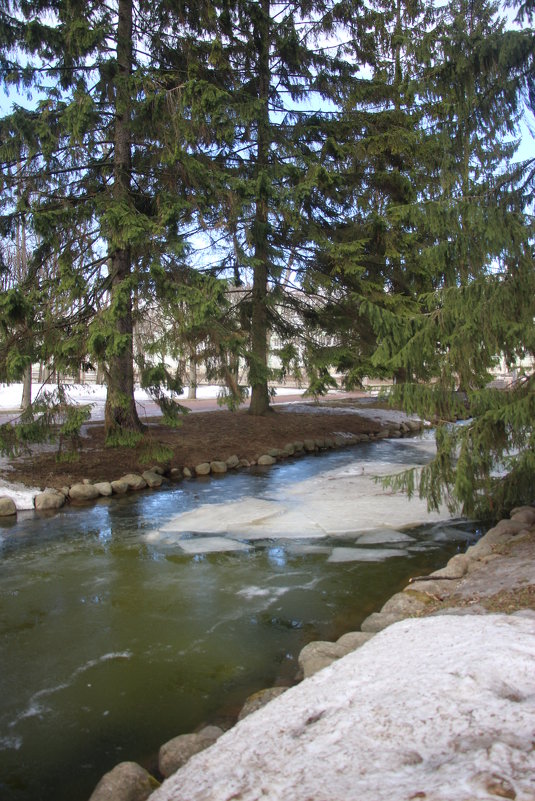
[89,507,535,801]
[0,393,421,511]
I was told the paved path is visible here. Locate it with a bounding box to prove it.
[0,389,370,426]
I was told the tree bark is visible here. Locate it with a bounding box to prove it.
[104,0,143,440]
[248,0,272,416]
[21,363,32,410]
[187,346,197,399]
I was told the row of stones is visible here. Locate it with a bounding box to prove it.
[88,502,535,801]
[0,419,423,517]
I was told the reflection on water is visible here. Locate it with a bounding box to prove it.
[0,439,482,801]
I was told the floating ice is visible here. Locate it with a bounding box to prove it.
[356,529,415,545]
[328,547,409,563]
[176,537,251,555]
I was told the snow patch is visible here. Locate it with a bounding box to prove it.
[150,614,535,801]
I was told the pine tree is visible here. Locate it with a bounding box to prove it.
[373,0,535,517]
[168,0,355,414]
[0,0,225,442]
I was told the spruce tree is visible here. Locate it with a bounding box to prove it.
[372,0,535,516]
[0,0,224,442]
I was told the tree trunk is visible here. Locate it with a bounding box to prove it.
[248,0,272,416]
[21,364,32,410]
[104,0,143,441]
[187,346,197,399]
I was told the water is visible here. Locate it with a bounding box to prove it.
[0,439,481,801]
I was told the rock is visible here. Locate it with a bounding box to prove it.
[315,438,326,449]
[142,470,164,488]
[88,761,159,801]
[267,448,282,458]
[360,611,409,633]
[0,496,17,516]
[195,463,211,476]
[336,631,374,651]
[150,465,166,476]
[257,454,276,466]
[379,591,429,618]
[210,461,228,475]
[169,468,182,480]
[298,640,350,678]
[432,553,471,579]
[283,443,295,456]
[484,518,529,544]
[375,430,390,439]
[69,483,100,502]
[159,726,224,778]
[110,480,129,495]
[34,490,66,511]
[117,473,147,491]
[324,437,335,449]
[238,459,251,468]
[226,455,240,469]
[293,440,304,452]
[238,687,288,721]
[94,482,113,497]
[303,439,316,452]
[510,505,535,525]
[183,467,192,478]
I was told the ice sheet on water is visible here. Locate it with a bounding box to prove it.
[176,537,251,555]
[356,529,415,544]
[328,547,409,563]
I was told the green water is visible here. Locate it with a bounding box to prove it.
[0,442,481,801]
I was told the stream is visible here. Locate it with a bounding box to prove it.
[0,436,482,801]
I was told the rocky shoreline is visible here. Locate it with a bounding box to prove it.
[0,416,423,516]
[88,503,535,801]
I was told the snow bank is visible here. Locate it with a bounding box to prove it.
[150,613,535,801]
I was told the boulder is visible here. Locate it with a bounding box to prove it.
[239,459,251,468]
[303,439,316,452]
[380,591,429,618]
[238,687,288,721]
[34,490,66,511]
[88,761,159,801]
[510,505,535,525]
[293,440,304,452]
[116,474,147,491]
[94,482,113,497]
[0,496,17,516]
[210,461,228,475]
[195,463,211,476]
[257,454,276,466]
[69,483,100,502]
[282,443,295,456]
[183,467,192,478]
[298,640,349,678]
[169,468,182,481]
[336,631,374,651]
[141,470,164,488]
[110,480,130,495]
[267,448,283,458]
[159,726,224,778]
[315,438,326,449]
[225,455,240,469]
[149,465,166,476]
[360,611,409,633]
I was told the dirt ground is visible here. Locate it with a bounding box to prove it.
[3,404,385,491]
